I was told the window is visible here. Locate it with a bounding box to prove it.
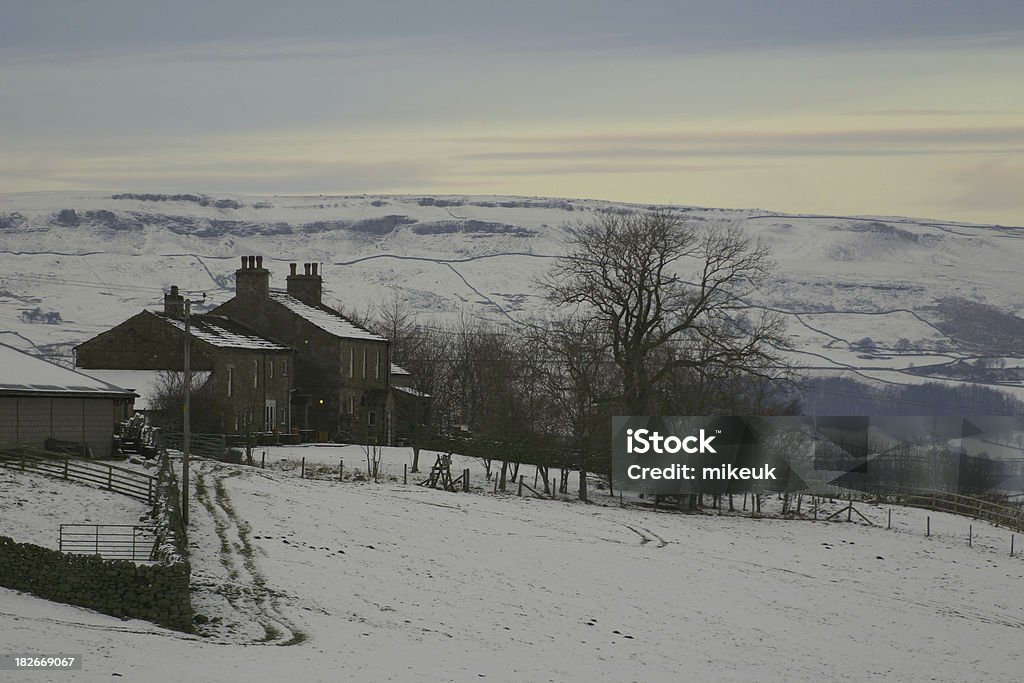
[368,410,376,427]
[362,348,367,379]
[349,346,354,377]
[253,360,259,388]
[265,400,276,431]
[227,367,234,397]
[375,349,381,380]
[269,360,274,379]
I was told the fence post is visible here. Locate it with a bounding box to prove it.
[63,459,68,480]
[107,465,113,492]
[887,508,891,529]
[339,459,343,481]
[404,464,408,485]
[1012,534,1015,557]
[301,457,305,479]
[969,525,972,548]
[464,469,470,493]
[518,475,524,497]
[95,526,100,556]
[927,516,930,537]
[261,452,265,469]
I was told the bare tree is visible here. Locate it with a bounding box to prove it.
[543,211,791,414]
[528,315,618,500]
[149,370,219,433]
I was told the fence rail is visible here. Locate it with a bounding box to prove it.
[58,524,157,561]
[891,490,1024,532]
[0,447,156,504]
[159,432,227,461]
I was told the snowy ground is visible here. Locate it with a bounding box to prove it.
[0,467,150,548]
[2,447,1024,682]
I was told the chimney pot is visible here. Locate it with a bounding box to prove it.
[248,255,256,269]
[256,255,263,269]
[312,263,318,276]
[240,256,247,269]
[304,263,311,275]
[170,285,179,295]
[290,263,297,276]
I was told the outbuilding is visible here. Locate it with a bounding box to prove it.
[0,342,135,458]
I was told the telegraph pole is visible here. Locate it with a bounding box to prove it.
[182,299,191,529]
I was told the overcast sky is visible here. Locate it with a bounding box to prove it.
[2,1,1022,224]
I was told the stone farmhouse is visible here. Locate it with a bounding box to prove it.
[76,256,428,445]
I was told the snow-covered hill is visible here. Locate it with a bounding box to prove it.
[2,191,1024,403]
[3,447,1024,682]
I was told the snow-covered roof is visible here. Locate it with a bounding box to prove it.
[268,291,386,342]
[0,343,136,398]
[393,385,430,398]
[158,313,290,351]
[78,369,212,410]
[390,363,411,376]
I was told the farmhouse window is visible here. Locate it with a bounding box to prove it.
[227,367,234,397]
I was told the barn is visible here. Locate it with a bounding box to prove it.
[0,343,136,458]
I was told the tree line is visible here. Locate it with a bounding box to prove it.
[354,211,799,500]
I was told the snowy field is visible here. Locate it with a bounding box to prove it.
[2,446,1024,682]
[0,467,150,549]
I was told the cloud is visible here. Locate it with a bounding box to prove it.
[455,127,1024,162]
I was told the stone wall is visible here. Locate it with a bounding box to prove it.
[0,452,193,631]
[0,538,192,631]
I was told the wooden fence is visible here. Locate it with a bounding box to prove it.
[158,432,227,461]
[0,447,156,504]
[887,489,1024,532]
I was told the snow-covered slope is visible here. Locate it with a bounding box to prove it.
[2,191,1023,402]
[3,448,1024,682]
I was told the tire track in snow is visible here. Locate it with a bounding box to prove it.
[194,463,306,645]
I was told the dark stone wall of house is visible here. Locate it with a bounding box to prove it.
[214,295,391,437]
[205,349,292,433]
[75,311,291,434]
[76,311,217,371]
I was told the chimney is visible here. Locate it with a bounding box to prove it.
[235,254,270,302]
[287,261,323,306]
[164,285,184,318]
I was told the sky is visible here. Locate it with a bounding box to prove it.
[1,1,1023,225]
